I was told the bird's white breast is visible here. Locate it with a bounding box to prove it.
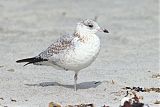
[58,34,100,71]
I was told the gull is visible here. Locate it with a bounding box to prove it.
[16,19,109,91]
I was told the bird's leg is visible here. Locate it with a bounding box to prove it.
[74,72,78,91]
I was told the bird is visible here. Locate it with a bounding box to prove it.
[16,19,109,91]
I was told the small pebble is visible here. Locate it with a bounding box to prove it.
[11,98,16,102]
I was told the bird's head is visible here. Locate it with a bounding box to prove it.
[76,19,109,35]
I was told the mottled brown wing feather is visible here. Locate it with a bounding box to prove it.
[39,35,73,59]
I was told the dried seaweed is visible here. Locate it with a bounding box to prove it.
[123,87,160,93]
[154,100,160,104]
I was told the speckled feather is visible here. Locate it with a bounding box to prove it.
[38,34,74,59]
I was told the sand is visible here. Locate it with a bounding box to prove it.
[0,0,159,106]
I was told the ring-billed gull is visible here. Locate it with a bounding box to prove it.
[16,19,109,91]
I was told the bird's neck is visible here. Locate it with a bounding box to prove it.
[74,30,93,38]
[73,31,97,43]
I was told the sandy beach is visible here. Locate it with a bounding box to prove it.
[0,0,159,106]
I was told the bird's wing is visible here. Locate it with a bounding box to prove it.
[38,34,74,59]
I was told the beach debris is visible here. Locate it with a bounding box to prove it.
[131,91,143,103]
[111,80,115,84]
[122,87,160,93]
[10,98,16,102]
[144,87,160,93]
[131,103,145,107]
[152,73,160,79]
[154,100,160,104]
[120,97,131,107]
[7,69,15,72]
[66,103,94,107]
[49,102,61,107]
[48,102,94,107]
[110,90,126,96]
[123,87,144,92]
[120,91,145,107]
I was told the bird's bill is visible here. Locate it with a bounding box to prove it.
[98,28,109,33]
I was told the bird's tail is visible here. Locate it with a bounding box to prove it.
[16,57,48,66]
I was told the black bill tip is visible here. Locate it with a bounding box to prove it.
[103,29,109,33]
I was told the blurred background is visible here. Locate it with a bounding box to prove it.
[0,0,158,76]
[0,0,159,106]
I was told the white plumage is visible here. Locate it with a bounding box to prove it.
[16,19,109,91]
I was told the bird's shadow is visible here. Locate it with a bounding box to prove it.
[25,81,102,90]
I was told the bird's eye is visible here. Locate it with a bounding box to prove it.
[88,24,93,28]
